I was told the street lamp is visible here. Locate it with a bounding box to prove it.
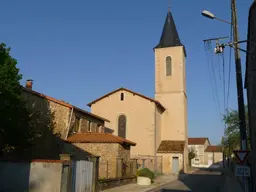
[202,6,249,191]
[201,6,247,150]
[201,10,233,25]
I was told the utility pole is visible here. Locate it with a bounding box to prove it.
[202,1,251,191]
[232,0,250,191]
[231,0,248,151]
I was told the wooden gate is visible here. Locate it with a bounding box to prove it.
[72,160,93,192]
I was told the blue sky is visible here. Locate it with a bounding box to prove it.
[0,0,252,144]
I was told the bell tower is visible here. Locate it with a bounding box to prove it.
[154,10,188,172]
[154,9,187,141]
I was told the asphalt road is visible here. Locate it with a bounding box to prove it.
[150,169,225,192]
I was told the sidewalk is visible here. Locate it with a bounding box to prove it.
[220,168,244,192]
[101,168,199,192]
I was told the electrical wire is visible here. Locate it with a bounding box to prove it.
[224,0,234,138]
[222,53,226,114]
[204,41,222,123]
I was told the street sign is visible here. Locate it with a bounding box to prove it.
[233,150,250,165]
[235,165,251,177]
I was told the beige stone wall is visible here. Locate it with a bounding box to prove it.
[158,153,183,174]
[118,145,131,161]
[204,152,223,165]
[155,46,186,94]
[155,107,163,154]
[154,47,187,141]
[68,111,105,136]
[23,91,70,138]
[72,143,129,178]
[22,91,105,159]
[213,152,223,163]
[155,46,188,172]
[189,144,208,165]
[90,90,157,157]
[203,140,211,165]
[23,91,105,139]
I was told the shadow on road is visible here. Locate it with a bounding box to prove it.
[152,163,224,192]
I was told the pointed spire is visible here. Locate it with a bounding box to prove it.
[155,10,183,49]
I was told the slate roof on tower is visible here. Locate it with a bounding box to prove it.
[154,10,187,56]
[87,87,165,111]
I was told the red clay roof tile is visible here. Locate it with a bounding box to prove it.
[157,140,185,153]
[188,138,209,145]
[205,146,223,153]
[66,133,136,146]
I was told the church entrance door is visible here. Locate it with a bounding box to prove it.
[172,157,179,173]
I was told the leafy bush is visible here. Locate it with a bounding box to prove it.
[136,168,155,180]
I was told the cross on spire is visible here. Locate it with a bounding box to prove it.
[168,0,171,12]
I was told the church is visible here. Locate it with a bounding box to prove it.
[87,10,188,174]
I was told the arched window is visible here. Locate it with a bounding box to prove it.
[120,93,124,101]
[118,115,126,138]
[166,56,172,76]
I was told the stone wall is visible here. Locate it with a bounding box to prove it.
[22,90,105,159]
[118,145,130,162]
[72,143,119,178]
[68,110,104,136]
[159,153,183,174]
[22,91,70,158]
[72,143,132,179]
[22,91,70,138]
[23,90,105,138]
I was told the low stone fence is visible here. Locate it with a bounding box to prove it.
[0,156,98,192]
[98,176,137,191]
[99,158,137,179]
[0,159,64,192]
[134,155,163,174]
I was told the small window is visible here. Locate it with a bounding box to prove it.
[166,56,172,76]
[73,116,80,132]
[120,93,124,101]
[118,115,126,138]
[88,122,92,132]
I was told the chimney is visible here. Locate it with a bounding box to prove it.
[26,79,33,89]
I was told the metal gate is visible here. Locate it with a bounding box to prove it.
[72,160,93,192]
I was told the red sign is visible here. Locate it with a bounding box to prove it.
[233,150,250,165]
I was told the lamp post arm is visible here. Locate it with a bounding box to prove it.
[215,17,233,25]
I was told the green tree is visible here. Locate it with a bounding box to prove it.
[0,43,40,155]
[222,105,250,157]
[188,148,196,166]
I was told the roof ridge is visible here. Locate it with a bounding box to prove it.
[22,86,109,122]
[87,87,165,110]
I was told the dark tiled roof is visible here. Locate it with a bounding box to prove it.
[188,138,209,145]
[66,133,136,146]
[154,11,186,56]
[22,87,110,122]
[87,87,165,111]
[205,146,223,153]
[157,140,185,153]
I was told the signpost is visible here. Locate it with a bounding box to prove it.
[233,150,251,178]
[233,150,250,165]
[235,165,251,177]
